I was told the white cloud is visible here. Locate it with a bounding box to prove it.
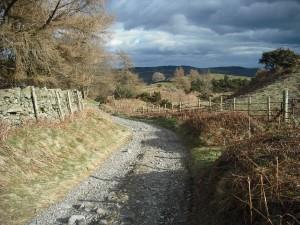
[106,0,300,67]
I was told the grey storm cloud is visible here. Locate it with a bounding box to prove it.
[106,0,300,67]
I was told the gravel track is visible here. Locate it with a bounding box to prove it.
[27,117,190,225]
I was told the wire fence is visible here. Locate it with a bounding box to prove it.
[129,89,300,124]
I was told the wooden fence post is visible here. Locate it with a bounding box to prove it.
[158,105,161,113]
[55,90,64,120]
[248,96,252,116]
[171,103,174,112]
[179,102,182,112]
[283,89,289,122]
[31,87,39,121]
[220,96,223,112]
[67,91,73,115]
[291,99,295,119]
[164,104,167,112]
[209,97,212,112]
[76,90,82,111]
[248,115,251,139]
[267,96,271,121]
[198,98,201,109]
[233,98,236,112]
[81,100,84,110]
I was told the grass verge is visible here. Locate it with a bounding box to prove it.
[0,110,131,225]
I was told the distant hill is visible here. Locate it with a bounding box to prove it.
[132,66,258,83]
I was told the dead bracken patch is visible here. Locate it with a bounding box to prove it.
[183,112,262,146]
[193,129,300,225]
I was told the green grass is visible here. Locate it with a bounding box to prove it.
[208,73,251,80]
[190,146,222,173]
[142,81,178,93]
[224,72,300,116]
[237,72,300,104]
[143,74,250,92]
[138,117,178,131]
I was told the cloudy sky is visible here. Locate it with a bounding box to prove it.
[106,0,300,68]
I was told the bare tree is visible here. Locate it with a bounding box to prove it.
[152,72,165,83]
[188,69,201,82]
[116,50,134,72]
[172,67,191,92]
[112,51,144,99]
[174,67,185,78]
[0,0,113,91]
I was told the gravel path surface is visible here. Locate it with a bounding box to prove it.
[27,117,190,225]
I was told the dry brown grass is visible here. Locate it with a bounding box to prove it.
[0,109,131,225]
[192,129,300,225]
[160,90,199,105]
[101,99,149,115]
[142,82,199,105]
[183,112,263,146]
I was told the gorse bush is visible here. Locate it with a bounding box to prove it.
[212,75,250,92]
[114,70,144,99]
[137,92,162,103]
[159,99,172,108]
[114,85,136,99]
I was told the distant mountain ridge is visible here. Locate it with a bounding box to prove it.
[132,66,258,83]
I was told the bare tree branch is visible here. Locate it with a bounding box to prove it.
[42,0,62,29]
[3,0,18,18]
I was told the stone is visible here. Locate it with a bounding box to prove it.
[72,204,84,210]
[99,219,108,225]
[68,215,86,225]
[83,202,95,212]
[6,105,23,113]
[0,105,8,113]
[0,158,5,166]
[22,87,32,99]
[96,208,108,217]
[0,91,14,99]
[108,192,117,201]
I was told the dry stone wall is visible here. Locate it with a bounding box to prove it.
[0,86,84,125]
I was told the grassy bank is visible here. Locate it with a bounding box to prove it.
[0,110,131,225]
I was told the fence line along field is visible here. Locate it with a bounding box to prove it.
[109,89,299,124]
